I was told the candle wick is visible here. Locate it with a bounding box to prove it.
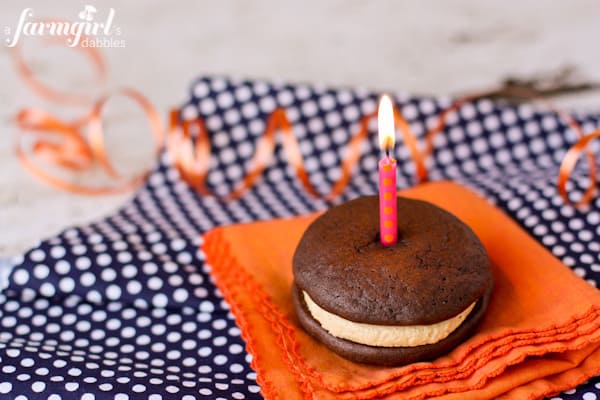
[385,148,390,159]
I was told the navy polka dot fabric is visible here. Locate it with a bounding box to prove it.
[1,76,599,399]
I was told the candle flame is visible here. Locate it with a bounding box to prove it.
[378,94,395,152]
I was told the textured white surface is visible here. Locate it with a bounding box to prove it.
[1,0,599,256]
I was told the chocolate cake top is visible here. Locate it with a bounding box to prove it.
[292,196,492,325]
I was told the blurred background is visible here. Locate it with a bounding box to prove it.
[1,0,599,257]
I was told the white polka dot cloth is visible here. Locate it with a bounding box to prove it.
[1,76,600,399]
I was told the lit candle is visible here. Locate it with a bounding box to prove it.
[378,94,397,246]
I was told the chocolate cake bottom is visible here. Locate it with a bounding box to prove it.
[291,283,493,366]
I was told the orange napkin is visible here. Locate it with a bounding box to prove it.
[203,181,600,400]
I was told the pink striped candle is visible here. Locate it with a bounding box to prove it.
[379,157,397,245]
[378,95,397,246]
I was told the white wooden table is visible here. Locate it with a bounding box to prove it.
[1,0,599,257]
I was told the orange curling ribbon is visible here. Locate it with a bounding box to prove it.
[422,87,598,207]
[11,27,107,105]
[558,128,600,207]
[229,108,320,200]
[9,23,597,205]
[15,88,164,195]
[168,107,426,202]
[394,108,428,182]
[167,110,210,196]
[11,23,163,196]
[169,94,599,205]
[169,108,322,201]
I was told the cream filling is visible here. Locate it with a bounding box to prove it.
[303,291,476,347]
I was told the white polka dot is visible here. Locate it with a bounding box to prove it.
[148,276,163,290]
[198,347,212,357]
[296,85,311,100]
[200,301,215,313]
[143,262,158,275]
[59,277,75,292]
[50,246,66,259]
[0,382,12,394]
[173,288,189,303]
[122,265,137,278]
[86,290,102,304]
[21,358,34,367]
[97,254,112,266]
[40,282,56,297]
[259,96,276,113]
[116,251,132,263]
[181,104,198,120]
[132,384,146,393]
[230,363,244,373]
[214,354,228,365]
[152,293,168,308]
[72,244,86,255]
[30,249,45,262]
[213,319,227,329]
[342,105,359,121]
[574,267,586,278]
[101,268,117,282]
[55,260,71,274]
[194,81,209,98]
[248,385,261,393]
[16,373,30,381]
[12,269,29,285]
[587,211,600,225]
[80,272,96,286]
[166,386,179,393]
[2,366,15,374]
[76,257,92,270]
[106,284,122,300]
[31,381,45,392]
[200,98,216,114]
[33,264,50,279]
[125,280,142,295]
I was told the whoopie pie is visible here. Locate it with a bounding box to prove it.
[292,196,493,366]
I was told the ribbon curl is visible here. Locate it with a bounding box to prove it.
[15,88,164,195]
[421,87,597,207]
[9,29,599,206]
[168,107,427,202]
[170,91,598,206]
[12,27,107,106]
[11,29,163,195]
[558,128,600,206]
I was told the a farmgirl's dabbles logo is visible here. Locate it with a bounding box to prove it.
[5,5,125,48]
